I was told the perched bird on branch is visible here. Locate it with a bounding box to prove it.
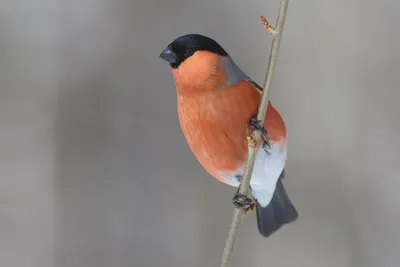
[159,34,298,238]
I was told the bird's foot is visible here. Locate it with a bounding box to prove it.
[249,117,270,150]
[250,117,267,134]
[233,191,256,214]
[244,201,256,214]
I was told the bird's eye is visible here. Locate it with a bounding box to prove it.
[184,49,193,58]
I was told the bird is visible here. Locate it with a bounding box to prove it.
[159,33,298,238]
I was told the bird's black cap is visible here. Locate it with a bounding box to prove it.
[159,34,228,68]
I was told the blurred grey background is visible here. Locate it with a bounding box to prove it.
[1,0,400,267]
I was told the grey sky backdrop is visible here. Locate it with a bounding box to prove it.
[1,1,400,267]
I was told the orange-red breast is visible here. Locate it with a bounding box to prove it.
[159,34,298,237]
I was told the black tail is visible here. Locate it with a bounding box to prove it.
[256,171,298,238]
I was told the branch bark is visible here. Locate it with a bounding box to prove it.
[219,1,290,267]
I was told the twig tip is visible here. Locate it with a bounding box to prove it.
[260,15,275,33]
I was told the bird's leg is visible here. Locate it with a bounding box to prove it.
[249,117,270,150]
[233,187,256,214]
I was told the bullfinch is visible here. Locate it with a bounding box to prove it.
[159,34,298,238]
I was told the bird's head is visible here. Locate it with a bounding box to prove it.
[159,34,230,92]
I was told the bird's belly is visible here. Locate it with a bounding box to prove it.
[178,111,287,207]
[176,88,287,207]
[179,117,247,180]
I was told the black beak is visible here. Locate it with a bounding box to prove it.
[159,47,176,64]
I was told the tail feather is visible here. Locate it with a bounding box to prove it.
[256,171,298,238]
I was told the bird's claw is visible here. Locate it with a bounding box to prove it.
[250,117,268,134]
[249,117,270,151]
[233,192,256,214]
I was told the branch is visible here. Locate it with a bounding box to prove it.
[219,1,290,267]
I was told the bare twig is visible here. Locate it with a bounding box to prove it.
[219,1,290,267]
